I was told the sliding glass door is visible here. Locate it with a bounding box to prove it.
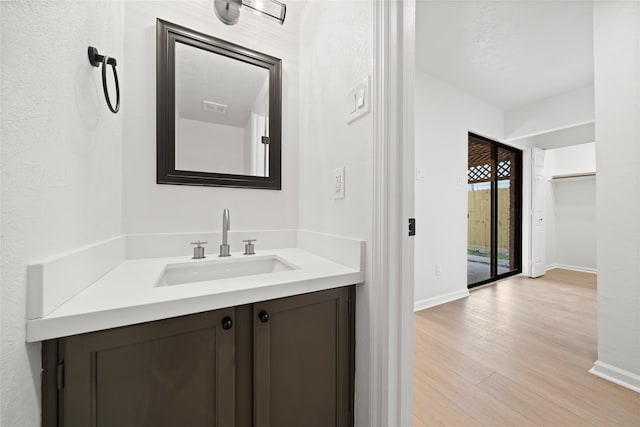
[467,133,522,288]
[467,137,493,284]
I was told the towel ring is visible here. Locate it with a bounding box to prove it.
[88,46,120,114]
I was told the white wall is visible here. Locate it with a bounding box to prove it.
[414,71,504,306]
[298,1,373,424]
[122,1,300,234]
[552,179,596,271]
[176,118,245,174]
[0,2,3,415]
[547,142,596,176]
[1,1,125,425]
[592,1,640,389]
[543,143,597,272]
[543,169,557,270]
[505,84,594,141]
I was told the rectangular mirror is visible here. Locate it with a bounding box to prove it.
[157,19,282,189]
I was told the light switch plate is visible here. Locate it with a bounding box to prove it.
[334,167,345,199]
[347,76,370,124]
[416,168,425,182]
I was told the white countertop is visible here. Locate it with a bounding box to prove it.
[26,248,363,342]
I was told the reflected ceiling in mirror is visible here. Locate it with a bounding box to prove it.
[157,19,282,189]
[174,42,270,177]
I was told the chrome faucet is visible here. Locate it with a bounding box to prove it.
[219,208,231,257]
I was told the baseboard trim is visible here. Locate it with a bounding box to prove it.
[414,289,470,312]
[546,263,597,274]
[590,361,640,393]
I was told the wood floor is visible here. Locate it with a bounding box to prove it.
[413,269,640,426]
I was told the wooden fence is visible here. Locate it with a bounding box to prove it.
[468,188,511,252]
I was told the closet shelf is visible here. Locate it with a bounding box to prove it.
[550,172,597,181]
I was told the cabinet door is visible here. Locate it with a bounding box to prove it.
[253,287,353,427]
[62,309,236,427]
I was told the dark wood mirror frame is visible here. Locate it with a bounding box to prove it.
[156,19,282,189]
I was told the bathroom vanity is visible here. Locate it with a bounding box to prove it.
[42,286,354,427]
[29,231,364,427]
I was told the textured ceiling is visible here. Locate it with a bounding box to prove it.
[175,41,269,127]
[416,1,594,110]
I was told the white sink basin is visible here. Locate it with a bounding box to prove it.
[156,256,296,287]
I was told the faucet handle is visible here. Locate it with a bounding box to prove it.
[243,239,256,255]
[191,241,207,259]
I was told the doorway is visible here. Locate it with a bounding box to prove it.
[467,133,523,288]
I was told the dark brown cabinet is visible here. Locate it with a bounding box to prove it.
[42,286,354,427]
[253,288,353,427]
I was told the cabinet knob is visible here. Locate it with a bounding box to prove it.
[222,316,233,330]
[258,310,270,323]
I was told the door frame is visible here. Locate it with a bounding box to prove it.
[467,132,524,288]
[370,0,415,425]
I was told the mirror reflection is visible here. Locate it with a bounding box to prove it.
[174,41,270,177]
[157,18,282,189]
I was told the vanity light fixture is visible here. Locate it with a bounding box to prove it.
[213,0,286,26]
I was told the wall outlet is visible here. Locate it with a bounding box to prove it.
[416,168,425,182]
[457,175,466,186]
[334,167,345,199]
[435,264,442,276]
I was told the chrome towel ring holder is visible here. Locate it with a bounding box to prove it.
[88,46,120,114]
